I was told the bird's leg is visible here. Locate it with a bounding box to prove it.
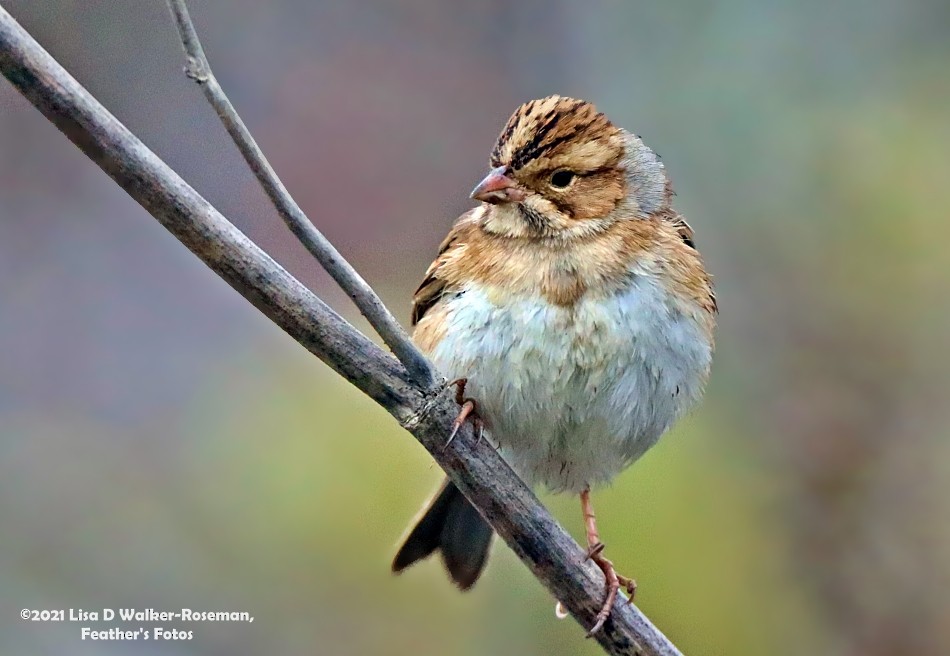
[580,487,637,636]
[443,378,483,449]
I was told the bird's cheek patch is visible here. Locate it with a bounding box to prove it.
[569,171,626,221]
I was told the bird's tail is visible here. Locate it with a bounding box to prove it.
[392,478,494,589]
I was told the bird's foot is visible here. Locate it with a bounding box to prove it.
[580,488,637,636]
[443,378,483,450]
[584,542,637,636]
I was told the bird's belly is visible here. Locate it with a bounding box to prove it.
[428,278,712,493]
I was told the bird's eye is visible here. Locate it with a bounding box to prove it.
[549,170,576,189]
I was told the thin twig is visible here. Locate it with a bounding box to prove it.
[0,6,684,655]
[164,0,436,388]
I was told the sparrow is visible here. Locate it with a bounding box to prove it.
[392,95,716,635]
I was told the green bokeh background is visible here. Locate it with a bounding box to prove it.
[1,2,948,654]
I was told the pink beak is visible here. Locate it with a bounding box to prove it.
[470,165,527,204]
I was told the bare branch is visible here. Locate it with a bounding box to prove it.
[0,6,684,656]
[164,0,436,387]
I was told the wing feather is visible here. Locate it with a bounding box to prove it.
[411,209,479,326]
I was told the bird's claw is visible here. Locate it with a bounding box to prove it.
[442,378,483,450]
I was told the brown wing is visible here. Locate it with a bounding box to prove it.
[658,210,717,314]
[667,213,696,249]
[411,209,478,326]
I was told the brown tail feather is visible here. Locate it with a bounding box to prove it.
[392,479,494,590]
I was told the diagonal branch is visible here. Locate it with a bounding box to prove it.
[165,0,435,387]
[0,6,683,656]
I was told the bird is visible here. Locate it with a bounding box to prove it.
[391,95,717,635]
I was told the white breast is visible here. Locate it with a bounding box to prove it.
[429,271,713,493]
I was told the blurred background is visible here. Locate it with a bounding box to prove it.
[1,1,949,654]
